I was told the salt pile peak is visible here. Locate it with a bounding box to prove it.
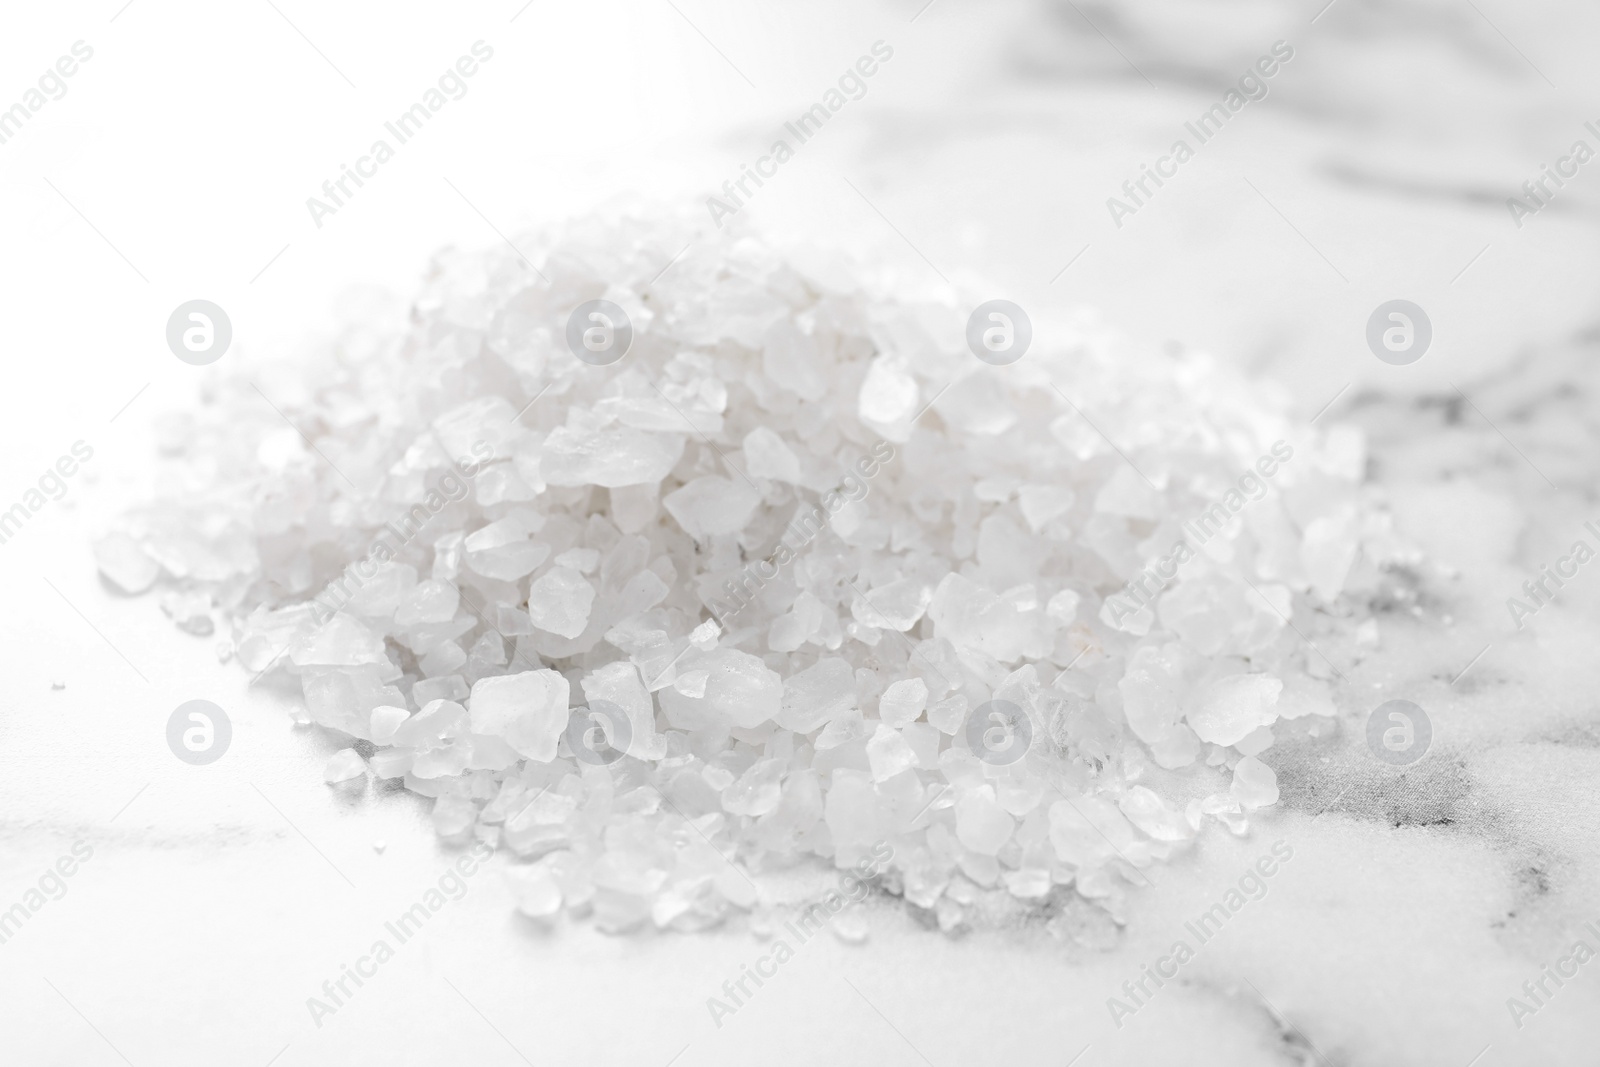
[97,208,1410,936]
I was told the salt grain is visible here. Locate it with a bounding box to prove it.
[526,566,595,638]
[93,531,160,594]
[866,723,917,782]
[324,748,368,783]
[469,671,568,761]
[832,910,870,944]
[1230,755,1280,809]
[878,677,928,728]
[662,476,761,540]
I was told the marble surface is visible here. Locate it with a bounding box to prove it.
[2,1,1599,1065]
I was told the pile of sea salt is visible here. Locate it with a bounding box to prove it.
[96,208,1411,938]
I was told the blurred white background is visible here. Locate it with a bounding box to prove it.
[2,0,1596,502]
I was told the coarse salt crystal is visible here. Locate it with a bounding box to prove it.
[878,677,929,728]
[469,670,569,761]
[527,566,595,639]
[324,749,368,783]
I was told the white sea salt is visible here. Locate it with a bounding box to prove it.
[102,207,1403,936]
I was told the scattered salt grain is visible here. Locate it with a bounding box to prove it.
[160,590,214,636]
[508,864,563,918]
[1230,755,1280,809]
[93,531,160,594]
[935,897,965,935]
[749,907,777,940]
[832,910,869,944]
[323,749,367,783]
